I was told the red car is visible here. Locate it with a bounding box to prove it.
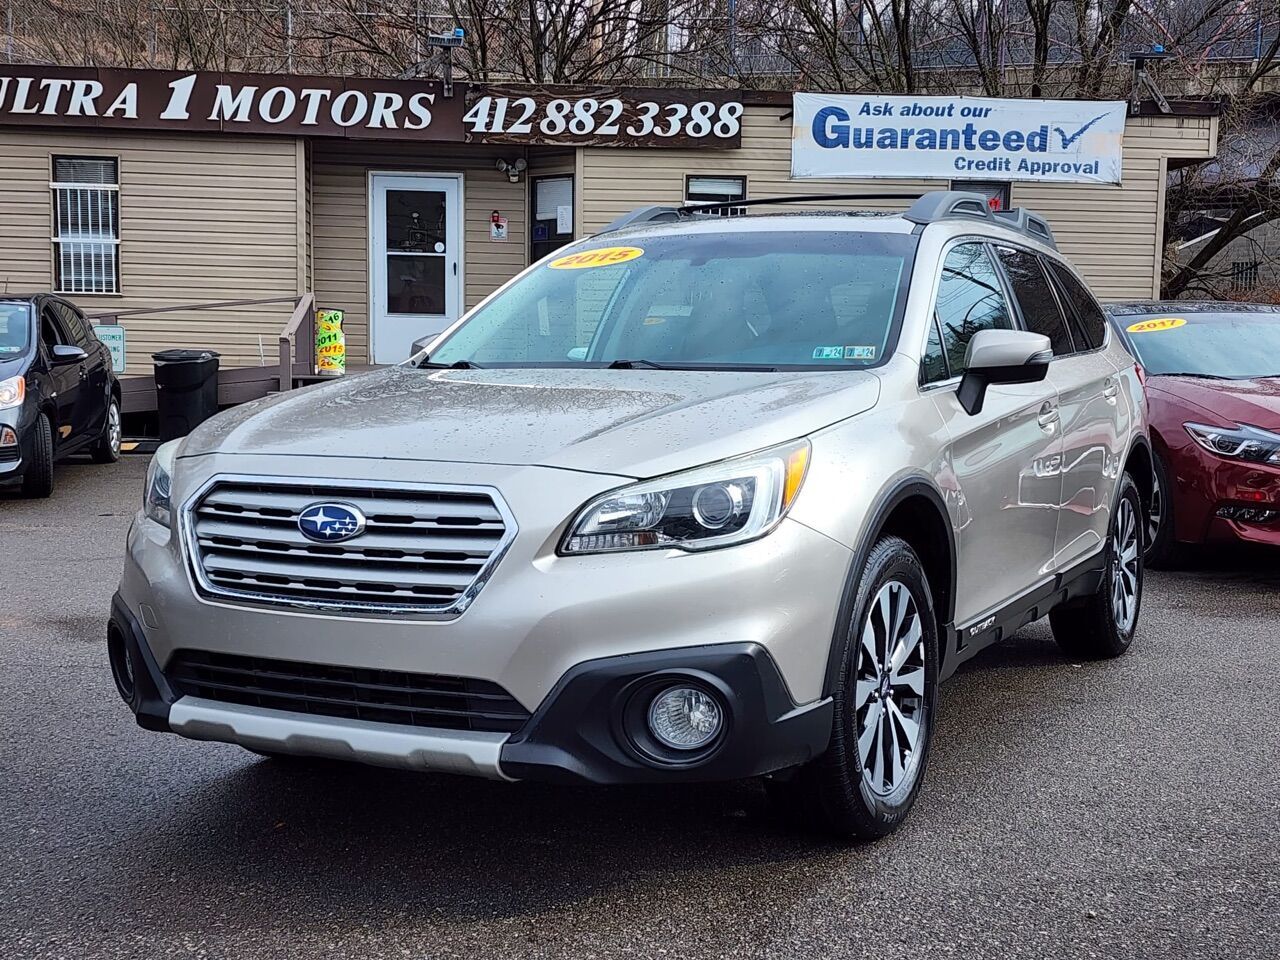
[1108,302,1280,565]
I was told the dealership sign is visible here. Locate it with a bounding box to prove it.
[0,66,741,148]
[792,93,1126,185]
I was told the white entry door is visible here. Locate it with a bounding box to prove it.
[370,174,462,364]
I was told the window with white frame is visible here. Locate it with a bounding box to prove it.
[51,156,120,295]
[685,175,747,215]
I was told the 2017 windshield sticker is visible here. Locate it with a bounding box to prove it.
[1127,317,1187,334]
[549,246,644,270]
[845,346,877,360]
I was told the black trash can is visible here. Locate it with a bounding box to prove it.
[152,349,220,442]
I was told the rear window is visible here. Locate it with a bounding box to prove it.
[427,231,916,369]
[1120,312,1280,379]
[0,302,31,356]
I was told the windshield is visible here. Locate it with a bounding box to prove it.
[1121,313,1280,378]
[0,302,31,357]
[426,231,915,370]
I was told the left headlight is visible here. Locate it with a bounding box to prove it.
[0,375,25,410]
[143,439,181,527]
[560,440,811,555]
[1186,422,1280,466]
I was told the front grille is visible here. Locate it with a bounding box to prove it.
[184,477,514,615]
[0,445,17,463]
[168,650,531,733]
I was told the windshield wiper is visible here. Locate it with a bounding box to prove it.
[416,358,485,369]
[606,359,779,372]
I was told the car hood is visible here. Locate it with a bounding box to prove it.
[180,365,881,478]
[1148,375,1280,430]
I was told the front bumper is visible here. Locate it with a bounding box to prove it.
[110,593,833,783]
[1166,438,1280,548]
[0,408,32,482]
[113,453,850,783]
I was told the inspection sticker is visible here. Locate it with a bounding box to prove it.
[1127,317,1187,334]
[549,246,644,269]
[844,345,877,360]
[813,346,845,360]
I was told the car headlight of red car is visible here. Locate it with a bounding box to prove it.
[1185,422,1280,466]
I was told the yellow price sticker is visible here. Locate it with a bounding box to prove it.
[1127,317,1187,334]
[549,246,644,270]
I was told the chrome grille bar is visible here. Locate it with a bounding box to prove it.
[182,475,517,617]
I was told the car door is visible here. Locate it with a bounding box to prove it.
[38,302,82,445]
[922,241,1063,627]
[1040,258,1128,568]
[55,300,110,440]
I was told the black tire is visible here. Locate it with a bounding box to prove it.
[778,535,940,841]
[1144,450,1186,569]
[1050,473,1143,660]
[20,413,55,499]
[91,397,122,464]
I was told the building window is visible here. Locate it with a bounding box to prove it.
[1231,261,1260,292]
[685,175,747,215]
[951,179,1010,212]
[531,175,574,263]
[51,156,120,295]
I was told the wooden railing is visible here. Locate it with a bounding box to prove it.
[88,292,315,392]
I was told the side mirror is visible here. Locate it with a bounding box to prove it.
[408,330,447,361]
[957,329,1052,416]
[50,344,88,365]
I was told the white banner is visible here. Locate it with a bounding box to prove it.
[792,93,1126,185]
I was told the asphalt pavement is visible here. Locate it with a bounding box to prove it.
[2,455,1277,959]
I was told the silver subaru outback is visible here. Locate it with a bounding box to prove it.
[109,191,1150,840]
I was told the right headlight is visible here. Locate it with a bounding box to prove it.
[0,375,24,410]
[143,440,181,528]
[559,440,811,555]
[1185,422,1280,465]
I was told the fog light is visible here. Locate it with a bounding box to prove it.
[0,426,16,447]
[648,686,723,750]
[106,623,136,704]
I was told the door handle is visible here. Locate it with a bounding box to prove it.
[1102,380,1119,403]
[1037,402,1059,429]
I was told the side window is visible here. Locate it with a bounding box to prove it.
[54,303,91,348]
[995,246,1074,356]
[934,243,1013,375]
[40,306,69,350]
[920,314,949,384]
[1046,261,1107,350]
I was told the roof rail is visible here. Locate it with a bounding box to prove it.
[901,191,996,226]
[596,193,926,234]
[595,189,1058,250]
[993,208,1058,249]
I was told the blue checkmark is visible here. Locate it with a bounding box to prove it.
[1054,113,1109,150]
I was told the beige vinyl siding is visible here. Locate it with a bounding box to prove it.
[311,141,528,364]
[0,128,303,375]
[579,108,1217,302]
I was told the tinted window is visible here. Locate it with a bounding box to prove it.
[934,243,1013,374]
[0,302,32,356]
[429,232,915,369]
[41,306,70,348]
[1119,313,1280,378]
[996,247,1073,356]
[921,315,949,384]
[1046,261,1106,349]
[54,302,91,347]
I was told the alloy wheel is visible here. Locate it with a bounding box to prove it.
[855,580,928,798]
[1111,497,1141,633]
[108,403,122,456]
[1146,470,1162,549]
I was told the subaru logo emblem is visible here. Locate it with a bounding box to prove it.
[297,502,367,543]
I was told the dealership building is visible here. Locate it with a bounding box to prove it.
[0,65,1219,409]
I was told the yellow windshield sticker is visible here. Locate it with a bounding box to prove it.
[549,246,644,269]
[1127,317,1187,334]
